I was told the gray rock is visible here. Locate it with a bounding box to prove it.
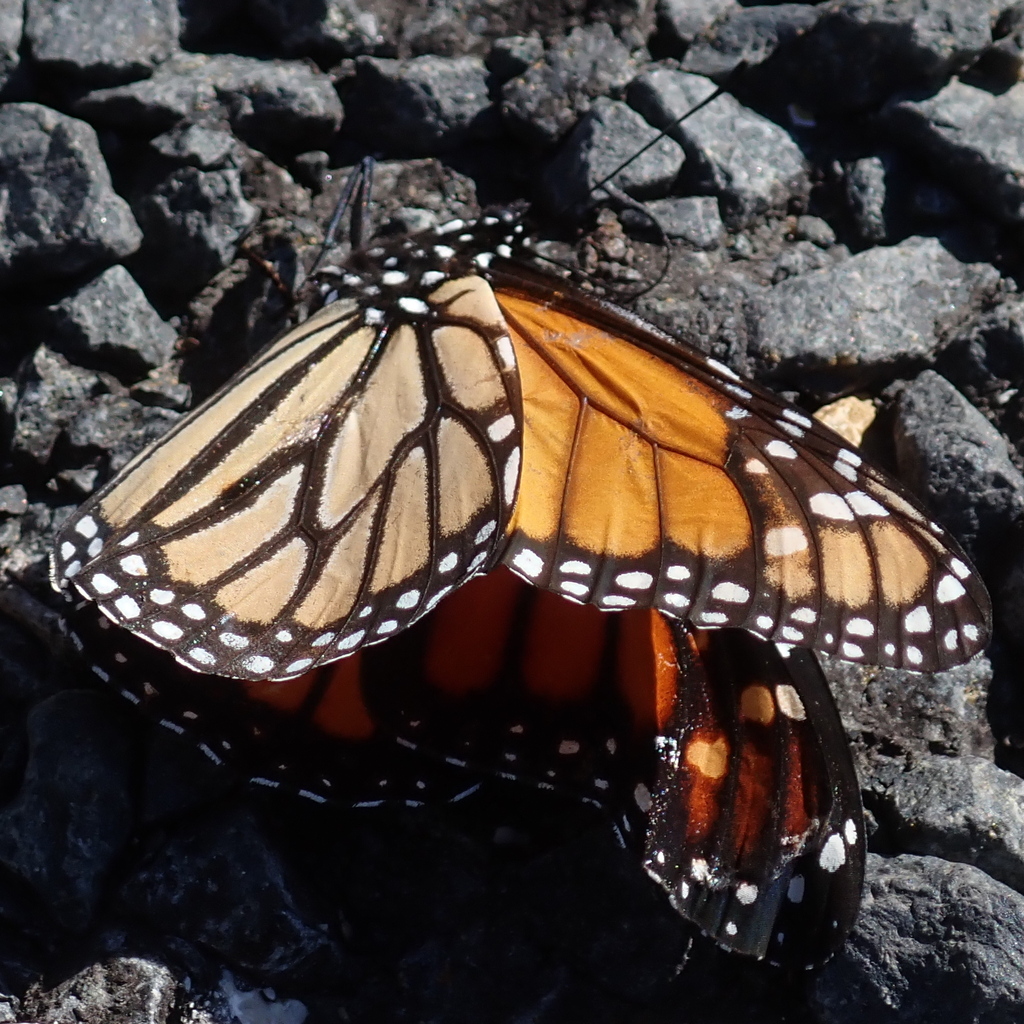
[681,3,820,79]
[894,369,1024,573]
[150,123,240,170]
[501,23,635,147]
[0,690,134,931]
[65,394,180,472]
[540,97,685,216]
[39,265,178,379]
[131,166,260,309]
[292,149,330,191]
[745,237,1000,396]
[788,0,995,113]
[342,54,499,156]
[22,958,176,1024]
[0,0,22,93]
[812,854,1024,1023]
[486,34,544,82]
[793,214,836,248]
[880,79,1024,225]
[628,69,808,228]
[0,484,27,515]
[655,0,740,54]
[249,0,380,60]
[74,52,343,154]
[823,652,994,789]
[0,104,142,286]
[845,155,889,244]
[11,347,105,466]
[644,195,724,248]
[882,755,1024,894]
[24,0,179,88]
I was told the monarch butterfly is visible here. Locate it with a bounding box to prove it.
[50,209,990,682]
[66,565,864,967]
[50,194,988,967]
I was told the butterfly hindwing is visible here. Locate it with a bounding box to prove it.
[357,568,864,966]
[642,627,865,967]
[64,597,486,808]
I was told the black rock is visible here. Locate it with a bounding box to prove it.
[486,34,544,82]
[116,804,347,980]
[540,96,685,215]
[894,369,1024,576]
[880,79,1024,226]
[681,3,820,79]
[813,854,1024,1023]
[342,54,499,156]
[23,0,179,89]
[0,690,134,931]
[64,394,180,474]
[21,957,176,1023]
[881,755,1024,894]
[36,266,178,380]
[844,155,889,244]
[0,104,142,286]
[785,0,995,113]
[0,0,22,94]
[129,166,260,310]
[643,195,724,248]
[654,0,740,56]
[628,68,808,228]
[75,53,343,156]
[745,237,1000,397]
[150,123,241,171]
[249,0,381,61]
[501,23,635,148]
[10,346,107,467]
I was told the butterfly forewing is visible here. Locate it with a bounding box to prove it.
[491,260,990,672]
[53,252,523,681]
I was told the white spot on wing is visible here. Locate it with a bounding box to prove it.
[904,606,932,632]
[151,621,183,640]
[75,516,98,539]
[818,834,846,872]
[766,440,797,459]
[91,574,118,595]
[488,414,515,441]
[711,581,749,603]
[615,571,654,590]
[512,548,544,578]
[936,575,966,603]
[113,595,140,618]
[809,492,854,520]
[764,526,808,555]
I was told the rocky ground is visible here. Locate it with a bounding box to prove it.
[1,0,1024,1021]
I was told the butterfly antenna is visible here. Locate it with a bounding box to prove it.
[310,156,376,275]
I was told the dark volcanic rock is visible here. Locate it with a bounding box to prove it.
[24,0,179,89]
[628,68,808,228]
[880,79,1024,225]
[813,854,1024,1024]
[501,23,635,147]
[894,369,1024,574]
[0,104,142,286]
[342,54,499,156]
[745,237,1000,397]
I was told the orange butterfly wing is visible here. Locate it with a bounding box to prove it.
[490,261,990,673]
